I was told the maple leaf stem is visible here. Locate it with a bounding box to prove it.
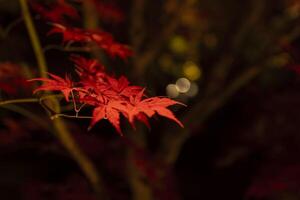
[77,103,87,113]
[73,103,87,118]
[43,44,65,53]
[71,89,80,113]
[19,1,108,199]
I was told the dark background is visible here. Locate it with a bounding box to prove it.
[0,0,300,199]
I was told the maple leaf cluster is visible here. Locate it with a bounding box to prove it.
[29,0,184,135]
[30,0,131,59]
[30,57,183,135]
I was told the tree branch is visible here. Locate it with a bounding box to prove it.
[19,0,108,199]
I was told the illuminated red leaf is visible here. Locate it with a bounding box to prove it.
[29,73,73,101]
[30,0,79,24]
[90,101,127,135]
[47,24,91,44]
[126,90,184,128]
[48,24,133,59]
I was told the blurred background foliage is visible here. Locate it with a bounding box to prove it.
[0,0,300,199]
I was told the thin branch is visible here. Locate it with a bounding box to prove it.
[0,98,39,106]
[19,0,48,78]
[51,114,92,120]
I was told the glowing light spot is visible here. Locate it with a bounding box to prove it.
[186,82,198,97]
[183,61,202,81]
[166,84,179,98]
[176,78,191,93]
[169,35,188,54]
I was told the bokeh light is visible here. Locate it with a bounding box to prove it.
[183,61,202,81]
[176,77,191,93]
[166,84,179,98]
[169,35,188,54]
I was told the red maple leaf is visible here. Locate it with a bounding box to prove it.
[71,55,104,75]
[90,100,128,135]
[30,0,79,24]
[106,76,142,97]
[127,90,184,128]
[29,73,73,101]
[90,31,133,59]
[104,43,133,60]
[48,24,91,44]
[48,24,133,59]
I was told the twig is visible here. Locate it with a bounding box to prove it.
[0,98,39,106]
[19,0,48,78]
[51,114,92,120]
